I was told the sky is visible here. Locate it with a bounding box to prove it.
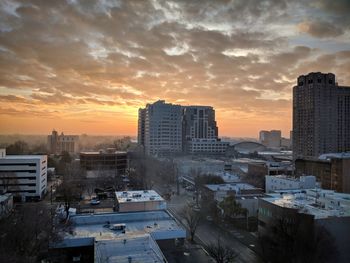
[0,0,350,138]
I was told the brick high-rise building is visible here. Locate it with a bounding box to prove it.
[292,72,350,159]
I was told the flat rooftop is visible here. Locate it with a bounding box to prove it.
[262,189,350,219]
[205,183,257,192]
[80,151,127,155]
[57,210,185,248]
[95,235,165,263]
[116,190,164,203]
[0,155,46,160]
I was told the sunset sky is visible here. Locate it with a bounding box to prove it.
[0,0,350,138]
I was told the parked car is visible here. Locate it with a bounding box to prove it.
[90,199,100,205]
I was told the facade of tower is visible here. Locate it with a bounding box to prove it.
[137,108,146,147]
[182,106,218,141]
[144,100,183,156]
[293,72,350,159]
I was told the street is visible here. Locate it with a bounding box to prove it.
[164,186,263,263]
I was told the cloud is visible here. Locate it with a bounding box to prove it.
[298,20,344,38]
[0,0,349,136]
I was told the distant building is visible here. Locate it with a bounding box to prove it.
[138,101,229,155]
[265,175,316,193]
[47,130,79,154]
[0,149,47,201]
[280,137,291,149]
[0,193,13,219]
[115,190,167,212]
[183,105,228,154]
[258,189,350,263]
[293,72,350,159]
[183,106,218,140]
[137,108,146,147]
[295,153,350,193]
[203,183,264,217]
[186,139,229,154]
[259,130,281,148]
[248,161,293,177]
[140,100,183,156]
[80,150,128,174]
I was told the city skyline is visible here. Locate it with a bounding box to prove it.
[1,0,350,137]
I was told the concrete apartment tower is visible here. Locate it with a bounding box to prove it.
[293,72,350,159]
[140,100,183,156]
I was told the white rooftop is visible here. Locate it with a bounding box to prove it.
[214,172,241,183]
[0,155,45,160]
[205,183,257,192]
[95,235,165,263]
[116,190,164,203]
[318,152,350,160]
[262,189,350,219]
[56,210,186,248]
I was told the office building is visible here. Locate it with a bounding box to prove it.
[182,106,218,140]
[258,189,350,263]
[183,105,228,154]
[259,130,281,148]
[47,130,79,154]
[0,149,47,201]
[293,72,350,158]
[141,100,183,156]
[295,153,350,193]
[138,101,228,155]
[80,149,128,174]
[137,108,146,146]
[265,175,316,193]
[115,190,167,212]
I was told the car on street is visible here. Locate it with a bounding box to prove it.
[90,199,100,205]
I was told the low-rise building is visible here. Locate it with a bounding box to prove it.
[258,189,350,263]
[265,175,316,193]
[186,139,229,154]
[0,149,47,201]
[295,153,350,193]
[80,150,128,174]
[203,183,264,217]
[115,190,167,212]
[52,210,186,263]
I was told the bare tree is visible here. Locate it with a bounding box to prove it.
[0,203,61,263]
[180,203,201,242]
[259,214,338,263]
[206,237,238,263]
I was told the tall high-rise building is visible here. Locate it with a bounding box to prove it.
[137,108,146,146]
[138,101,229,156]
[142,100,183,156]
[182,106,218,140]
[293,72,350,158]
